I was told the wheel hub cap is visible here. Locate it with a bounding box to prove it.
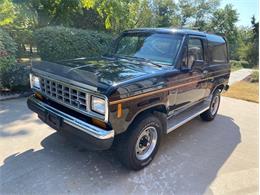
[135,126,158,161]
[210,95,220,115]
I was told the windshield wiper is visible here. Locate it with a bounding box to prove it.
[114,55,163,68]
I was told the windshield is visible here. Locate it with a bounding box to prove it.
[114,32,183,65]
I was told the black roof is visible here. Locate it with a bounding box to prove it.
[124,28,225,42]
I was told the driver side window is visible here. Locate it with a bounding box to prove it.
[182,38,204,69]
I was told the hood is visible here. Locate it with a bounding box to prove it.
[32,57,164,93]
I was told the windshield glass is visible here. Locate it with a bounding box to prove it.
[114,32,183,65]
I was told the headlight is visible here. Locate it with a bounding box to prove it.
[30,74,41,89]
[91,96,106,115]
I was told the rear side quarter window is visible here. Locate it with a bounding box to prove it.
[207,35,228,64]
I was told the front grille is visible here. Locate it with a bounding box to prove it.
[40,77,88,112]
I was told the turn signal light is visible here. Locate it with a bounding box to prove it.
[117,103,122,118]
[91,118,107,129]
[35,92,43,100]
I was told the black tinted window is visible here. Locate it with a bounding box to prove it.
[208,42,227,64]
[187,38,204,68]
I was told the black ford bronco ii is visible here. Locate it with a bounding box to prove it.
[27,28,230,170]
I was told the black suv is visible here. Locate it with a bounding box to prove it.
[27,28,230,170]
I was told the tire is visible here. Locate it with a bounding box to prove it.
[115,113,162,170]
[200,90,221,121]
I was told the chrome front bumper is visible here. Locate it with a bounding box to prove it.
[27,95,114,149]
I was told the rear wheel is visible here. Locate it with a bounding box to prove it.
[116,114,162,170]
[200,90,221,121]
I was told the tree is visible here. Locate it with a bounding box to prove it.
[207,4,238,59]
[236,27,253,61]
[80,0,130,32]
[13,0,86,27]
[152,0,177,27]
[236,17,259,67]
[128,0,155,28]
[81,0,156,32]
[193,0,220,30]
[72,8,105,30]
[247,16,259,66]
[0,0,16,26]
[173,0,219,29]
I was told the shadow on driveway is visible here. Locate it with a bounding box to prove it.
[0,114,240,194]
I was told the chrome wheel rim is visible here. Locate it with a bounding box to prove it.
[135,126,158,161]
[210,95,220,115]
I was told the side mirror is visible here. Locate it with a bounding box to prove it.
[180,59,191,73]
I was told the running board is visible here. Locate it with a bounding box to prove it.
[167,101,210,134]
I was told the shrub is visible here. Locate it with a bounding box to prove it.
[240,60,250,68]
[0,63,30,91]
[250,70,259,83]
[34,26,113,61]
[0,28,17,69]
[230,60,250,69]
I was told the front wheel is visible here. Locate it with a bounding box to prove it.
[200,90,221,121]
[116,114,162,170]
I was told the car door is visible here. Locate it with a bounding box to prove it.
[173,35,209,113]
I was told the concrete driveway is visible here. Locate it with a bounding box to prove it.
[0,96,258,194]
[228,69,253,85]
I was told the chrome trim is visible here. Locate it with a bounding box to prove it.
[31,73,109,122]
[167,106,209,133]
[29,73,33,88]
[29,96,114,140]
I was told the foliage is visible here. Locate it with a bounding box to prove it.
[13,0,82,27]
[0,1,38,58]
[0,0,15,26]
[72,8,106,30]
[0,63,30,91]
[34,26,113,61]
[247,16,259,67]
[206,4,238,59]
[152,0,177,27]
[0,28,30,91]
[81,0,157,32]
[127,0,156,28]
[230,60,250,70]
[176,0,220,29]
[250,71,259,83]
[81,0,220,31]
[235,16,259,66]
[0,28,17,69]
